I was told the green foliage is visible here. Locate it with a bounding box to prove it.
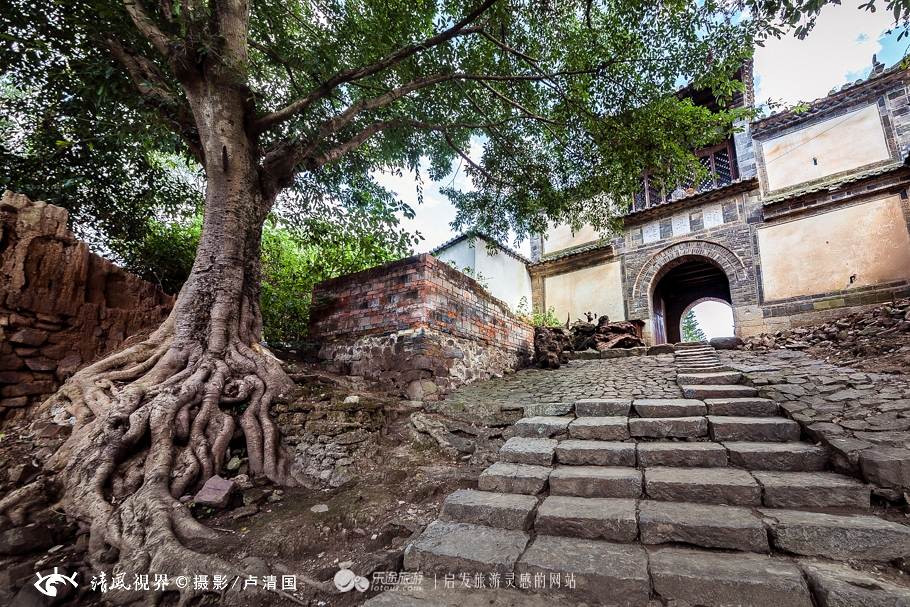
[515,296,563,327]
[445,260,491,291]
[682,310,708,343]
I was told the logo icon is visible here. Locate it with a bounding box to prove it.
[333,569,369,593]
[34,568,79,597]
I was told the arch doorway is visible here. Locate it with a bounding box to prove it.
[651,258,732,344]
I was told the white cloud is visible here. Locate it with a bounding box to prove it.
[754,0,898,105]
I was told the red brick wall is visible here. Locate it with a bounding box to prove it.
[310,254,533,356]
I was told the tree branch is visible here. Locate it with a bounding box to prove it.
[122,0,173,57]
[249,0,499,134]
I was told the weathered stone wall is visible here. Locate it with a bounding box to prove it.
[310,254,534,400]
[0,191,174,417]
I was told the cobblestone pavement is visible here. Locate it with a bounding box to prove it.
[721,348,910,496]
[425,354,680,425]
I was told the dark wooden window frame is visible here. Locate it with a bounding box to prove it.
[632,140,737,212]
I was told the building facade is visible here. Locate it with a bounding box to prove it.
[520,62,910,344]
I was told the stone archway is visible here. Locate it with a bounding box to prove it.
[679,296,734,342]
[630,240,751,344]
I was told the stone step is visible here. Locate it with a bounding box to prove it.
[549,466,642,499]
[478,462,550,495]
[523,402,574,417]
[673,356,719,364]
[555,440,635,466]
[534,496,637,541]
[629,416,708,438]
[575,398,631,417]
[632,398,707,418]
[499,437,557,466]
[676,365,734,375]
[439,490,538,531]
[675,371,742,385]
[649,548,813,607]
[639,500,768,552]
[760,509,910,561]
[704,397,779,417]
[645,467,761,506]
[802,560,910,605]
[637,442,728,468]
[517,536,650,606]
[724,441,828,471]
[681,384,758,399]
[752,471,870,509]
[515,416,572,439]
[708,416,801,442]
[567,416,630,440]
[403,520,528,576]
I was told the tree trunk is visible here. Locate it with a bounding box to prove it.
[19,83,303,604]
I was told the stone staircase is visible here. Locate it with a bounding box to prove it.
[366,343,910,606]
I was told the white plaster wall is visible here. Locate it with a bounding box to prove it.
[544,223,600,256]
[434,237,532,313]
[545,261,626,323]
[760,104,891,192]
[757,195,910,301]
[433,238,476,273]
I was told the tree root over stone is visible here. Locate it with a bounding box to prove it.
[26,309,310,606]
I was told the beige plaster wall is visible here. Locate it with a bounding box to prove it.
[757,195,910,301]
[760,104,891,192]
[544,224,600,256]
[545,261,626,323]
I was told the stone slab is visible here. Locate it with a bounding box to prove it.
[632,399,707,418]
[637,442,728,468]
[555,440,636,466]
[681,384,758,399]
[535,496,638,541]
[193,475,236,508]
[639,500,768,552]
[801,560,910,607]
[364,594,452,607]
[675,371,743,385]
[517,536,650,606]
[629,416,708,438]
[523,402,574,418]
[439,490,538,531]
[708,416,801,442]
[704,398,780,417]
[549,466,642,499]
[676,366,734,374]
[478,462,550,495]
[499,437,557,466]
[760,509,910,560]
[649,548,813,607]
[724,441,828,471]
[645,467,761,506]
[574,399,632,417]
[568,416,630,441]
[752,471,871,509]
[859,446,910,491]
[403,521,528,576]
[514,416,572,439]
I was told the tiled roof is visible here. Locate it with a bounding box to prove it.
[624,177,759,223]
[751,63,910,138]
[762,161,910,206]
[430,231,532,265]
[529,240,614,267]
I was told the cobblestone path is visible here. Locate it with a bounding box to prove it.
[368,345,910,606]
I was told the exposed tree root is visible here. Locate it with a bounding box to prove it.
[35,300,307,605]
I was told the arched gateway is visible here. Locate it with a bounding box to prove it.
[630,241,751,344]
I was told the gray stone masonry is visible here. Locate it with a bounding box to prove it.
[637,442,728,468]
[548,466,642,498]
[645,467,761,506]
[704,397,780,416]
[633,398,707,417]
[403,521,528,576]
[478,462,550,495]
[723,441,828,471]
[498,437,557,466]
[708,416,801,442]
[801,561,910,607]
[514,416,572,439]
[567,416,630,440]
[439,490,538,531]
[752,471,871,509]
[638,501,768,553]
[534,496,637,542]
[629,416,708,438]
[555,440,636,466]
[575,398,632,417]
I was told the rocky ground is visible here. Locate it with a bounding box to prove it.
[1,314,909,606]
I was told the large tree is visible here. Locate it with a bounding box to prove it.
[3,0,906,602]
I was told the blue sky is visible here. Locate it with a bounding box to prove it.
[374,1,907,335]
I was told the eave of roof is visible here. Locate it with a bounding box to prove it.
[623,177,759,223]
[762,161,910,206]
[529,240,615,268]
[751,63,910,138]
[430,231,532,265]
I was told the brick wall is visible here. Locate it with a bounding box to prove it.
[310,254,534,399]
[0,192,173,419]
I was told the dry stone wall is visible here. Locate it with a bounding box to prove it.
[309,254,534,400]
[0,191,173,418]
